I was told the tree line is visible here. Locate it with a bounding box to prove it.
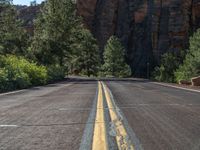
[0,0,130,92]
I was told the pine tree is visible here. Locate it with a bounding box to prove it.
[30,0,78,66]
[70,26,100,76]
[175,29,200,81]
[0,1,28,55]
[153,52,181,82]
[102,36,131,77]
[0,0,12,4]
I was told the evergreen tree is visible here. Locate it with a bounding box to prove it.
[70,26,100,76]
[153,52,180,82]
[175,29,200,81]
[30,0,78,66]
[0,0,12,4]
[0,1,28,55]
[102,36,131,77]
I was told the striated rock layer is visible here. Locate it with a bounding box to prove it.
[77,0,200,77]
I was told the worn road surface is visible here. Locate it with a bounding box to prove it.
[0,78,200,150]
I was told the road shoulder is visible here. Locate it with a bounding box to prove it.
[152,82,200,93]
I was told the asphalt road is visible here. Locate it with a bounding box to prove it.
[106,80,200,150]
[0,80,97,150]
[0,78,200,150]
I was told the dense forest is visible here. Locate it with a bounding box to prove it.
[0,0,200,92]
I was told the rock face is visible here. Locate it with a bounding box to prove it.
[191,76,200,86]
[77,0,200,77]
[17,5,41,34]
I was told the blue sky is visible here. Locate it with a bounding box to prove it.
[13,0,44,6]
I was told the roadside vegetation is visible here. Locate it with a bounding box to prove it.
[100,36,131,77]
[0,0,131,92]
[69,27,100,77]
[153,29,200,83]
[175,29,200,82]
[0,55,47,92]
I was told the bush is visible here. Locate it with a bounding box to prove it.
[22,63,48,85]
[0,55,67,92]
[0,68,8,92]
[4,55,48,86]
[0,56,31,89]
[175,29,200,81]
[0,55,48,92]
[47,65,65,82]
[152,52,180,83]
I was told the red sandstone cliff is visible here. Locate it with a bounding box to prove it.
[77,0,200,77]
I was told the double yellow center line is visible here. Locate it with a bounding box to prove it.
[92,81,134,150]
[92,82,108,150]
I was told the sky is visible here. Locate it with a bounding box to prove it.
[13,0,44,6]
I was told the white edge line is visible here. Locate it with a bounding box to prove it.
[152,82,200,93]
[0,89,27,96]
[0,125,18,127]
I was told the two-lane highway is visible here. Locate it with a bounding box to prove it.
[0,78,200,150]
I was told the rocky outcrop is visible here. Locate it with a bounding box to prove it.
[77,0,200,77]
[191,76,200,86]
[77,0,97,29]
[17,5,41,34]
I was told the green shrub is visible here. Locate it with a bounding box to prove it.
[152,52,180,83]
[0,55,67,92]
[175,29,200,81]
[9,69,30,89]
[0,68,8,92]
[47,65,65,82]
[4,55,48,86]
[2,56,31,89]
[0,55,49,92]
[23,63,48,85]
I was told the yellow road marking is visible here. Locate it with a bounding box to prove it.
[92,82,108,150]
[102,82,135,150]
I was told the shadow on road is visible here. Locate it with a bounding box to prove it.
[67,76,150,83]
[0,76,150,95]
